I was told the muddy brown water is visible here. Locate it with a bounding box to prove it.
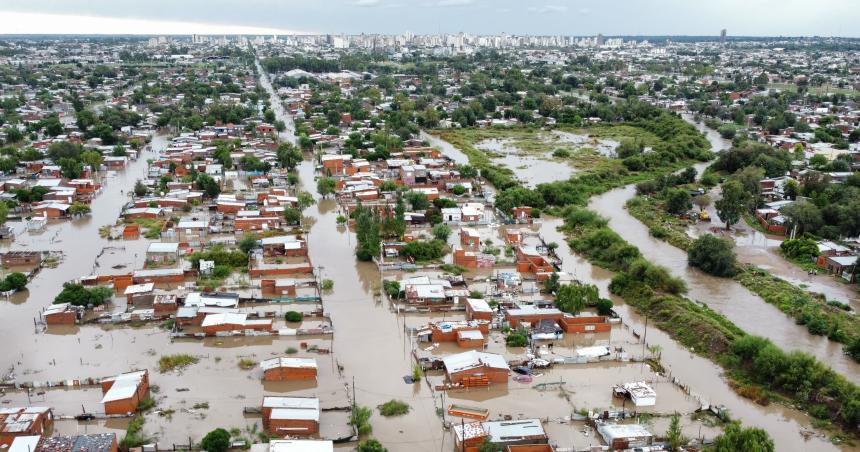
[422,121,854,450]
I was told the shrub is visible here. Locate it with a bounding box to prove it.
[321,279,334,290]
[200,428,231,452]
[119,416,148,450]
[53,283,113,307]
[506,332,528,347]
[238,358,255,370]
[412,363,423,381]
[382,280,401,298]
[350,404,373,435]
[377,399,410,417]
[688,234,737,277]
[284,311,303,322]
[552,148,570,158]
[432,223,451,241]
[358,439,387,452]
[158,354,199,372]
[451,185,466,196]
[401,239,446,261]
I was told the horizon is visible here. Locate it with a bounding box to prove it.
[2,1,860,37]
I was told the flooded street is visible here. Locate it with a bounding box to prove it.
[421,121,856,450]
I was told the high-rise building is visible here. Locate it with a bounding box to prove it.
[597,33,605,46]
[720,29,727,44]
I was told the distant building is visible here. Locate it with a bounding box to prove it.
[720,29,727,44]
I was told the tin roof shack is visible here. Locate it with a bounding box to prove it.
[123,283,155,306]
[442,351,509,387]
[201,312,273,336]
[505,445,554,452]
[0,407,53,446]
[153,294,178,317]
[483,420,548,448]
[260,357,318,381]
[516,246,555,274]
[418,321,490,343]
[558,315,612,334]
[261,396,320,436]
[596,423,653,450]
[619,382,657,407]
[505,306,563,328]
[457,330,486,349]
[261,235,308,257]
[99,370,150,415]
[184,292,239,308]
[251,440,333,452]
[823,255,857,282]
[466,298,494,321]
[261,279,297,297]
[1,251,42,267]
[145,242,179,265]
[132,268,187,285]
[38,433,118,452]
[9,435,40,452]
[452,422,488,451]
[42,303,81,325]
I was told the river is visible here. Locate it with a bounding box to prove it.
[421,115,854,450]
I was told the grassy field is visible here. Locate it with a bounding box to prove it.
[767,82,857,96]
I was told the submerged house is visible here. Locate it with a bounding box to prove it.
[261,396,320,436]
[100,370,150,415]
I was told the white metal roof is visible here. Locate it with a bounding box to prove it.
[267,440,333,452]
[147,242,179,254]
[442,350,508,373]
[100,371,146,404]
[260,357,317,371]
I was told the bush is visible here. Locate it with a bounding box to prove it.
[321,279,334,290]
[401,239,447,261]
[382,280,401,298]
[377,399,410,417]
[432,223,451,241]
[358,439,387,452]
[238,358,255,370]
[284,311,303,322]
[780,237,818,260]
[351,404,373,435]
[120,416,147,449]
[158,354,199,372]
[0,272,27,292]
[53,283,113,307]
[552,148,570,158]
[596,298,614,315]
[688,234,737,277]
[412,363,423,381]
[506,332,528,347]
[200,428,231,452]
[451,184,466,196]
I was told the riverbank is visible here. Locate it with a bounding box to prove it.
[625,193,860,359]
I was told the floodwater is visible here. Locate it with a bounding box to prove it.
[553,131,619,157]
[475,138,575,188]
[426,124,856,450]
[587,115,860,383]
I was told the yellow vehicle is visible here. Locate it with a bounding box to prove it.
[699,210,711,222]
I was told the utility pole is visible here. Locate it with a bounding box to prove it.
[641,314,648,373]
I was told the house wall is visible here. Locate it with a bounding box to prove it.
[558,316,612,334]
[262,366,317,381]
[449,366,508,385]
[261,409,319,435]
[45,310,76,325]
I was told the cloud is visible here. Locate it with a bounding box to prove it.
[354,0,382,6]
[527,5,568,14]
[435,0,474,6]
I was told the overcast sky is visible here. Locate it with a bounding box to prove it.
[1,0,859,37]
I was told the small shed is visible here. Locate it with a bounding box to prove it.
[260,357,318,381]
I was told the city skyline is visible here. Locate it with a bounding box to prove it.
[1,0,860,37]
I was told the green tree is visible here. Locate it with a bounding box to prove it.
[196,174,221,198]
[712,422,774,452]
[3,127,23,144]
[688,234,737,277]
[665,188,691,215]
[57,157,83,179]
[69,202,91,216]
[431,223,451,241]
[276,143,303,171]
[781,200,823,235]
[200,428,230,452]
[715,180,748,230]
[358,439,387,452]
[0,202,8,226]
[666,412,684,451]
[133,180,148,197]
[283,207,301,225]
[81,150,104,172]
[238,235,258,254]
[406,191,429,210]
[111,145,128,157]
[783,179,799,200]
[316,177,336,198]
[297,191,315,211]
[555,283,598,314]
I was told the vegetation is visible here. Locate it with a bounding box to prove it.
[505,331,528,347]
[377,399,410,417]
[357,439,387,452]
[284,311,303,322]
[350,404,373,436]
[711,421,774,452]
[666,412,685,451]
[237,358,256,370]
[119,416,148,450]
[411,363,423,381]
[714,180,749,230]
[0,272,28,292]
[200,428,231,452]
[687,234,737,277]
[158,353,199,372]
[321,278,334,290]
[53,283,113,307]
[400,239,447,261]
